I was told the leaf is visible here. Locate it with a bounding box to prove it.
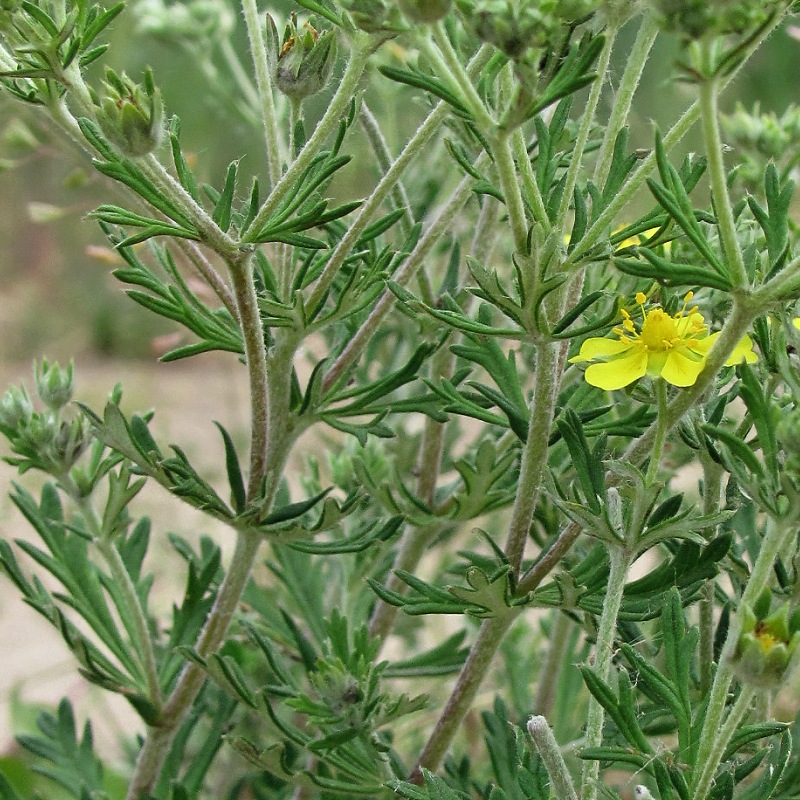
[214,422,246,513]
[211,160,238,231]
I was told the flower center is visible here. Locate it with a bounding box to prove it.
[640,308,679,351]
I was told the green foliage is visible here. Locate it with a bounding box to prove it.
[3,1,800,799]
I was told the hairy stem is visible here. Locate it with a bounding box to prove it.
[244,41,372,238]
[592,14,659,188]
[565,10,782,269]
[505,341,560,575]
[556,26,618,230]
[699,75,748,288]
[126,529,263,799]
[528,716,580,800]
[692,687,756,800]
[230,257,270,499]
[322,160,485,393]
[581,545,631,800]
[429,21,495,130]
[65,484,162,711]
[241,0,282,188]
[693,509,799,799]
[534,611,573,717]
[306,44,493,315]
[359,101,413,235]
[492,131,531,254]
[411,613,514,780]
[699,452,725,694]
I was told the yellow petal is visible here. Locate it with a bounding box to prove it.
[661,349,706,387]
[569,337,632,363]
[793,318,800,330]
[724,334,758,366]
[584,349,647,390]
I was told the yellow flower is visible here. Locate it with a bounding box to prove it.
[569,293,757,390]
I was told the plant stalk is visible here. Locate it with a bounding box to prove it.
[241,0,282,188]
[592,14,659,188]
[692,686,756,800]
[126,528,263,799]
[556,26,618,230]
[528,715,580,800]
[244,41,372,238]
[580,545,631,800]
[698,76,748,288]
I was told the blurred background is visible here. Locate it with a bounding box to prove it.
[1,0,799,791]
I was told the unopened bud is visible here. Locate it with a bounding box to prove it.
[731,601,800,689]
[0,385,33,430]
[276,16,338,101]
[96,68,164,157]
[35,359,74,410]
[397,0,452,23]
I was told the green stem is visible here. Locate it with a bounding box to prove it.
[565,10,782,269]
[229,257,270,499]
[411,337,563,776]
[492,131,531,254]
[244,41,371,239]
[429,22,495,130]
[534,611,573,717]
[693,509,798,800]
[241,0,282,188]
[65,486,162,711]
[321,159,486,393]
[699,451,725,694]
[219,37,261,110]
[692,687,756,800]
[512,126,549,229]
[126,529,263,800]
[138,155,240,258]
[176,240,238,319]
[753,251,800,303]
[411,613,514,780]
[556,26,618,232]
[592,14,659,188]
[699,76,748,288]
[527,716,579,800]
[505,341,560,575]
[359,101,414,235]
[580,545,631,800]
[645,379,669,486]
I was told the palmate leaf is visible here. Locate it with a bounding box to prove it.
[751,162,794,280]
[105,230,243,361]
[16,699,105,799]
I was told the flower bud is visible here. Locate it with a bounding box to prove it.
[397,0,452,23]
[649,0,784,40]
[134,0,234,43]
[96,68,164,157]
[276,16,338,101]
[731,600,800,689]
[0,385,33,430]
[457,0,557,60]
[777,407,800,472]
[53,417,90,470]
[340,0,404,33]
[34,358,74,410]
